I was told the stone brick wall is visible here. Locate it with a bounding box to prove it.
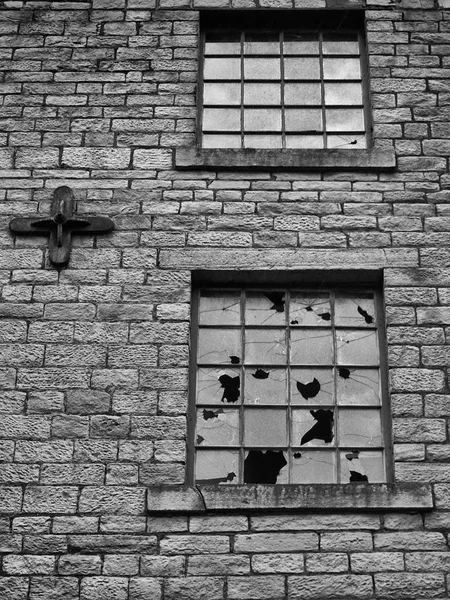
[1,0,450,598]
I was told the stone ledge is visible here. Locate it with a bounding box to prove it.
[175,148,396,171]
[146,483,433,513]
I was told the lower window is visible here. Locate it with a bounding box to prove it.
[190,285,390,485]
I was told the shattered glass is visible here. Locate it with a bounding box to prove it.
[196,449,239,484]
[199,291,241,325]
[290,329,334,365]
[290,293,331,326]
[334,295,376,327]
[336,330,379,366]
[337,368,380,406]
[245,291,286,326]
[245,368,287,405]
[196,408,240,446]
[340,450,385,483]
[197,367,241,405]
[197,328,241,364]
[291,368,334,405]
[244,449,288,483]
[292,408,334,446]
[245,329,287,364]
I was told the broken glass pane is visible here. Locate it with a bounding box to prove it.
[196,407,240,446]
[340,449,385,483]
[290,329,334,365]
[290,293,331,326]
[338,408,383,447]
[327,135,366,149]
[198,328,241,364]
[286,135,324,149]
[196,449,239,484]
[203,108,241,132]
[245,329,287,365]
[291,368,334,405]
[292,408,335,447]
[336,330,379,366]
[244,408,287,446]
[284,83,321,106]
[326,109,365,132]
[245,291,286,326]
[244,449,288,483]
[324,83,363,106]
[244,109,282,132]
[285,109,323,132]
[336,368,380,406]
[334,295,376,328]
[204,83,241,105]
[244,58,281,79]
[244,83,281,105]
[244,34,280,55]
[284,57,320,80]
[283,35,319,55]
[204,57,241,79]
[199,291,241,325]
[291,450,336,483]
[323,58,361,80]
[245,368,287,405]
[197,367,241,405]
[244,135,282,149]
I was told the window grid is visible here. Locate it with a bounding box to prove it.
[201,29,368,150]
[191,288,388,485]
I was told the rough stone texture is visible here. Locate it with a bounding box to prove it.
[1,0,450,597]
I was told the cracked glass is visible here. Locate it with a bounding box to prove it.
[192,287,388,484]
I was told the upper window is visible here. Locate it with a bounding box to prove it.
[199,11,370,151]
[190,285,390,486]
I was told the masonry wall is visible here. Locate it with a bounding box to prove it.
[1,0,450,598]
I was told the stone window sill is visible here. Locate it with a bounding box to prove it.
[147,483,432,514]
[174,147,396,172]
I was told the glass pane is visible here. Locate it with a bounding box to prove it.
[335,295,376,327]
[244,34,280,55]
[196,449,239,484]
[245,291,286,326]
[244,135,282,149]
[204,83,241,105]
[244,109,282,132]
[245,368,287,405]
[244,449,288,483]
[285,109,322,132]
[245,329,286,365]
[196,407,240,446]
[244,83,281,105]
[340,450,385,483]
[199,291,241,325]
[336,368,380,406]
[336,330,379,366]
[197,367,241,405]
[203,108,241,132]
[292,408,335,446]
[244,58,280,79]
[338,408,383,447]
[285,83,321,106]
[203,134,242,148]
[198,328,241,364]
[322,35,359,55]
[284,34,319,55]
[286,135,324,149]
[327,135,366,149]
[284,57,320,80]
[323,58,361,80]
[204,57,241,79]
[291,368,334,405]
[324,83,363,106]
[291,450,336,483]
[290,293,331,326]
[326,109,364,132]
[205,34,241,56]
[244,408,287,446]
[290,329,334,365]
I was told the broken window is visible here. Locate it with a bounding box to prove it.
[191,286,389,485]
[200,11,370,150]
